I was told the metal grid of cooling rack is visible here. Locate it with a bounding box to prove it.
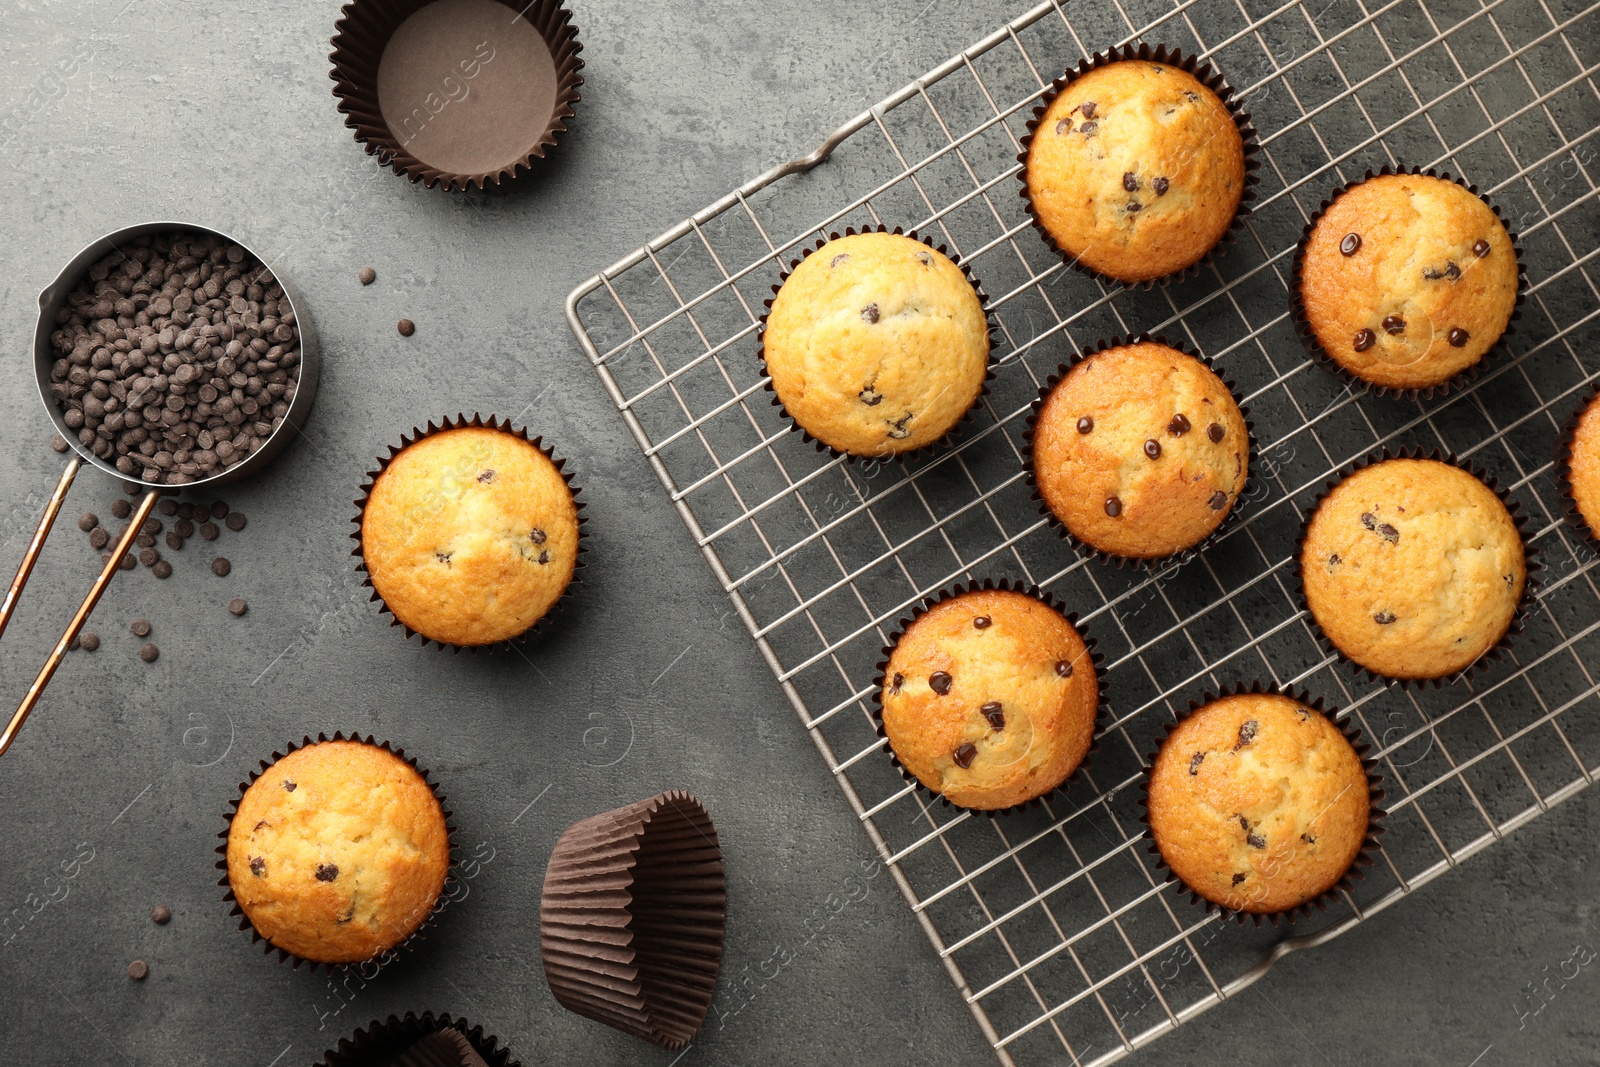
[565,0,1600,1059]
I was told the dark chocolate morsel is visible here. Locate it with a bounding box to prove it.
[1232,873,1246,885]
[1126,201,1142,213]
[225,512,246,532]
[1374,611,1397,624]
[1206,423,1224,443]
[1209,490,1227,510]
[830,253,849,267]
[951,742,978,769]
[1189,752,1205,775]
[128,960,148,980]
[859,387,882,406]
[315,863,338,882]
[1382,314,1406,334]
[1079,120,1098,136]
[1105,496,1122,517]
[1077,416,1094,434]
[1055,117,1072,135]
[130,619,151,637]
[150,905,171,925]
[1360,512,1377,530]
[1449,327,1470,347]
[1247,833,1266,849]
[891,672,903,694]
[1152,176,1169,196]
[1340,233,1361,256]
[1472,238,1491,258]
[861,304,880,324]
[973,615,991,629]
[1168,413,1190,435]
[152,561,172,579]
[1353,328,1375,352]
[929,671,953,695]
[211,557,231,577]
[249,856,265,876]
[397,318,415,337]
[1079,101,1096,118]
[358,266,376,285]
[981,701,1005,729]
[139,643,158,662]
[1302,832,1316,844]
[1237,719,1259,747]
[1123,171,1138,192]
[1143,439,1161,460]
[1378,523,1399,543]
[77,512,98,532]
[1055,659,1073,678]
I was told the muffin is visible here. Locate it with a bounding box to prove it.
[225,739,451,964]
[1023,55,1248,283]
[879,586,1099,810]
[1030,340,1248,561]
[1146,691,1372,915]
[762,231,990,456]
[1295,172,1519,392]
[1562,388,1600,544]
[359,422,580,646]
[1300,457,1525,680]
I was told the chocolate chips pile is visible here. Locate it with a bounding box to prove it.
[45,231,300,484]
[77,486,250,583]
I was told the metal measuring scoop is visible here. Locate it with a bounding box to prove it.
[0,221,320,757]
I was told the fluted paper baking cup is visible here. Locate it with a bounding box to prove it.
[321,1010,517,1066]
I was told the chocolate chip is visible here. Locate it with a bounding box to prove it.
[1206,423,1224,443]
[891,672,903,694]
[916,252,932,266]
[123,483,140,497]
[158,499,178,516]
[397,319,415,337]
[142,517,160,536]
[973,615,991,629]
[1152,177,1169,196]
[199,522,219,540]
[229,598,248,616]
[530,528,547,545]
[1353,328,1376,352]
[1473,238,1491,258]
[1378,523,1399,543]
[1382,314,1406,334]
[79,632,99,652]
[1126,201,1142,213]
[1168,413,1190,435]
[886,413,913,440]
[1079,120,1098,136]
[861,304,880,324]
[1236,720,1258,747]
[76,513,98,532]
[1055,117,1072,135]
[119,553,136,571]
[1077,416,1094,434]
[981,701,1005,729]
[1246,833,1266,849]
[929,671,953,695]
[1123,171,1138,192]
[1237,814,1250,831]
[1184,91,1199,101]
[315,863,338,881]
[1105,496,1122,517]
[1340,233,1361,256]
[1329,553,1341,566]
[88,527,109,550]
[1055,660,1073,678]
[358,266,376,285]
[830,253,850,267]
[111,499,131,520]
[210,502,229,521]
[1232,873,1246,885]
[51,434,69,453]
[1423,261,1462,281]
[283,779,296,792]
[1189,752,1205,775]
[139,643,158,662]
[225,512,246,532]
[1302,833,1316,844]
[1079,101,1096,118]
[1374,611,1397,624]
[859,386,883,406]
[174,518,194,538]
[130,619,151,637]
[211,558,230,577]
[150,905,171,925]
[1209,490,1227,511]
[135,534,155,549]
[151,561,172,579]
[537,550,550,564]
[952,743,978,769]
[1144,439,1161,460]
[1449,327,1470,347]
[138,548,158,567]
[249,856,265,877]
[128,960,148,980]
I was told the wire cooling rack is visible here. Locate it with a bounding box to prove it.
[565,0,1600,1059]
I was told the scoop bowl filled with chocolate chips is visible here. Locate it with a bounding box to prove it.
[0,221,319,758]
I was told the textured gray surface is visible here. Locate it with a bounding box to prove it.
[0,0,1597,1064]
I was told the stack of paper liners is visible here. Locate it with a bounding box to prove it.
[539,791,726,1049]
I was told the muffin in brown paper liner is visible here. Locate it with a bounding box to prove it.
[1022,333,1256,571]
[1290,165,1528,402]
[351,413,587,653]
[215,732,458,973]
[1292,446,1539,689]
[1138,680,1386,927]
[329,0,583,191]
[1016,43,1261,290]
[756,224,999,463]
[539,790,726,1050]
[870,578,1108,817]
[1556,379,1600,554]
[322,1011,517,1066]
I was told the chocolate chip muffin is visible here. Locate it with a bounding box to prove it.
[762,231,990,457]
[1030,340,1248,560]
[1563,389,1600,542]
[1023,57,1247,283]
[879,586,1099,810]
[1146,691,1371,915]
[359,423,580,646]
[1296,172,1519,391]
[225,739,451,964]
[1300,458,1525,680]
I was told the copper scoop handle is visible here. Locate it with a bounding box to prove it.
[0,458,81,640]
[0,488,158,758]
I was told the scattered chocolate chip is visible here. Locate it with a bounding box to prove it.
[358,266,376,285]
[130,619,151,637]
[119,554,136,571]
[1360,512,1377,530]
[1353,328,1375,352]
[859,386,882,406]
[891,672,903,694]
[283,780,296,792]
[88,527,109,550]
[530,528,547,545]
[163,532,181,551]
[1206,423,1224,443]
[1236,719,1259,748]
[1077,416,1094,434]
[51,434,69,453]
[229,598,248,616]
[249,856,265,877]
[1340,233,1361,256]
[128,960,148,981]
[79,632,99,652]
[1472,238,1491,258]
[1055,660,1073,678]
[1123,171,1138,192]
[199,522,219,540]
[1209,490,1228,510]
[1237,814,1250,831]
[537,550,550,564]
[158,499,178,517]
[973,615,991,629]
[1378,523,1399,543]
[1232,873,1247,885]
[135,533,156,549]
[952,743,978,769]
[1144,439,1161,460]
[209,502,229,521]
[1382,314,1406,334]
[76,512,98,532]
[929,671,953,695]
[151,561,172,579]
[861,304,880,324]
[139,643,159,662]
[123,483,140,497]
[225,512,246,532]
[1055,117,1072,135]
[1105,496,1122,517]
[1152,177,1169,196]
[1328,553,1341,566]
[981,701,1005,729]
[1079,120,1098,136]
[150,905,171,925]
[142,517,160,536]
[1189,752,1205,775]
[1246,833,1266,849]
[315,863,338,882]
[1449,327,1470,347]
[1168,413,1190,435]
[830,253,850,268]
[211,558,230,577]
[138,547,158,567]
[174,518,195,538]
[1126,201,1142,213]
[397,318,415,337]
[111,499,131,520]
[1374,611,1397,624]
[1079,101,1096,118]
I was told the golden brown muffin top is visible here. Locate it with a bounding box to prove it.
[880,588,1098,810]
[1298,173,1518,391]
[1300,458,1524,680]
[762,232,989,456]
[1147,693,1370,914]
[1565,393,1600,542]
[1024,60,1245,282]
[1032,341,1248,559]
[361,426,579,646]
[226,740,451,964]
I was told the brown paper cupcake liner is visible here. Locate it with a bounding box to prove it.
[870,577,1109,817]
[1016,43,1261,291]
[1289,165,1529,402]
[1292,446,1540,689]
[351,413,587,653]
[1555,379,1600,554]
[1137,679,1386,927]
[756,224,1000,464]
[539,790,726,1050]
[329,0,583,191]
[215,732,459,974]
[321,1011,518,1066]
[1021,333,1257,571]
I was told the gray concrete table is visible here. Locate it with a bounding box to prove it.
[0,0,1595,1064]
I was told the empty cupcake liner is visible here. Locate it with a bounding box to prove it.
[540,790,726,1050]
[321,1010,518,1067]
[1555,379,1600,555]
[1293,446,1540,689]
[351,413,587,653]
[1016,42,1261,290]
[329,0,583,191]
[756,224,1000,463]
[871,577,1109,817]
[1022,332,1257,571]
[215,732,459,973]
[1290,165,1529,402]
[1137,679,1386,927]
